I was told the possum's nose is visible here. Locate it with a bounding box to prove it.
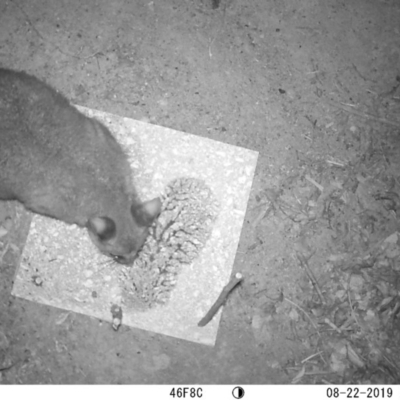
[111,252,136,265]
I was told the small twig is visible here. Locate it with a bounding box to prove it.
[0,363,15,372]
[326,159,345,167]
[198,273,243,327]
[208,0,227,58]
[347,288,362,331]
[389,301,400,322]
[338,315,354,330]
[305,174,324,192]
[324,317,342,333]
[301,351,323,364]
[379,142,400,188]
[251,203,273,228]
[297,253,326,305]
[0,241,10,261]
[327,99,400,128]
[14,2,100,60]
[0,356,29,372]
[304,371,337,376]
[284,297,320,335]
[251,190,282,228]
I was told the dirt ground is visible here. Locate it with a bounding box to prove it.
[1,0,400,384]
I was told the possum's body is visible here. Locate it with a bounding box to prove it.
[0,68,160,264]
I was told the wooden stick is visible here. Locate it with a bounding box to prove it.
[198,273,243,327]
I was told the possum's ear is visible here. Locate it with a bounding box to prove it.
[87,216,116,241]
[131,198,162,227]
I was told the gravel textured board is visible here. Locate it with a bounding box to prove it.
[12,106,258,346]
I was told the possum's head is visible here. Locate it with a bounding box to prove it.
[86,197,161,265]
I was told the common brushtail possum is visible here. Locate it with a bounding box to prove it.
[0,68,161,264]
